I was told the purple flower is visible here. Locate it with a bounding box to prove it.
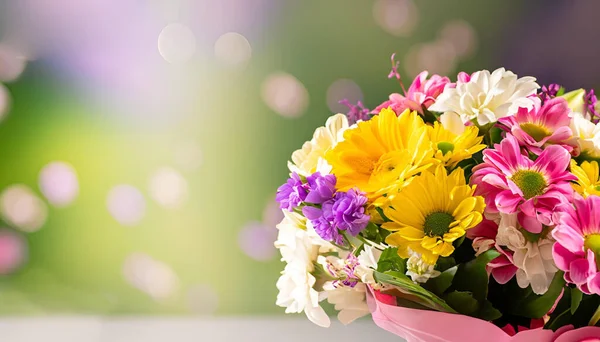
[586,89,598,123]
[339,99,370,124]
[303,203,343,244]
[276,172,307,212]
[305,172,336,204]
[540,83,561,102]
[331,189,370,236]
[302,188,370,244]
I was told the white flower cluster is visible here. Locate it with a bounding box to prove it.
[496,213,558,295]
[429,68,539,126]
[274,210,382,326]
[276,113,383,326]
[406,249,441,283]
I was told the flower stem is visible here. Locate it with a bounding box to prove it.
[589,304,600,326]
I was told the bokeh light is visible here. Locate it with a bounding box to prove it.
[0,229,27,274]
[123,253,179,300]
[0,83,9,119]
[38,161,79,207]
[0,44,27,82]
[326,79,363,114]
[262,196,284,228]
[214,32,252,68]
[187,283,219,315]
[438,20,478,59]
[0,185,48,233]
[238,221,277,262]
[106,185,146,226]
[404,40,457,77]
[372,0,419,37]
[157,23,197,64]
[148,167,188,209]
[261,72,309,118]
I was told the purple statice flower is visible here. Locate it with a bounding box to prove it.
[339,99,370,124]
[276,172,307,212]
[540,83,561,102]
[305,172,336,204]
[303,188,370,244]
[330,189,370,236]
[586,89,599,123]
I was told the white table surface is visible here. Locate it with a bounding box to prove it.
[0,317,401,342]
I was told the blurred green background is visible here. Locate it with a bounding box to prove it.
[0,0,596,315]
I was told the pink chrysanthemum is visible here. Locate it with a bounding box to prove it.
[372,71,452,115]
[471,134,575,233]
[552,195,600,295]
[498,97,575,154]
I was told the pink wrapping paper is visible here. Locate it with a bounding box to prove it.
[367,287,600,342]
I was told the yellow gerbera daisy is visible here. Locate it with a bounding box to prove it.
[383,165,485,264]
[571,159,600,198]
[325,108,437,201]
[428,122,485,169]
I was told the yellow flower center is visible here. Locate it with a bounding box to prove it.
[424,212,454,237]
[511,170,547,199]
[584,234,600,255]
[519,123,551,142]
[437,142,455,155]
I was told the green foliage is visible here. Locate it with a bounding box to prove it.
[445,291,478,315]
[373,271,456,313]
[546,289,600,330]
[510,271,565,318]
[478,299,503,321]
[453,249,499,302]
[436,256,457,272]
[376,247,406,273]
[362,222,390,244]
[424,266,457,296]
[571,288,583,314]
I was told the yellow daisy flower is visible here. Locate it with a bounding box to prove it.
[428,122,485,169]
[383,165,485,264]
[571,159,600,198]
[325,108,437,201]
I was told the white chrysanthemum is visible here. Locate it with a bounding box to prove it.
[406,249,441,283]
[275,211,335,327]
[288,113,349,176]
[429,68,539,126]
[570,112,600,158]
[355,245,382,286]
[496,213,558,295]
[322,282,370,325]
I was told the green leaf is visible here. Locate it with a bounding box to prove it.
[374,271,456,313]
[478,300,502,321]
[571,287,583,314]
[422,107,438,124]
[436,256,456,272]
[445,291,479,315]
[376,247,406,273]
[424,266,457,296]
[512,271,566,319]
[375,207,392,223]
[453,249,500,302]
[546,308,572,330]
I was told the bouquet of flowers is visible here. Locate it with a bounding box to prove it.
[273,55,600,341]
